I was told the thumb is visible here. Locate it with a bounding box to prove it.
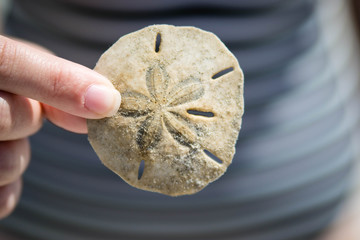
[0,35,121,119]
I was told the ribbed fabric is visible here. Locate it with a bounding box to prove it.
[0,0,359,239]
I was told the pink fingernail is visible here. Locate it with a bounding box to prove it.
[84,85,121,117]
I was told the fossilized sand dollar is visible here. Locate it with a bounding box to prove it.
[88,25,244,196]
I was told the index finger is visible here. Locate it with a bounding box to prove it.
[0,36,121,119]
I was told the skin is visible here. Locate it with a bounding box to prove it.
[0,35,121,219]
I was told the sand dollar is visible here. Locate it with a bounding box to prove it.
[87,25,244,196]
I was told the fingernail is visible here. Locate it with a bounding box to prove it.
[84,85,121,117]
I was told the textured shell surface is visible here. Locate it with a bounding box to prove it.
[87,25,244,196]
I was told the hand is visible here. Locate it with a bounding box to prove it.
[0,35,121,219]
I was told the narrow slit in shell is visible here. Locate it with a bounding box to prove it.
[138,160,145,180]
[204,149,222,164]
[187,109,215,117]
[155,33,161,52]
[212,67,234,79]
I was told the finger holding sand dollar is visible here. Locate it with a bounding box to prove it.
[88,25,244,196]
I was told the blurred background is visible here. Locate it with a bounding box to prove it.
[0,0,360,239]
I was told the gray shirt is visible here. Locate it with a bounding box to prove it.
[1,0,358,239]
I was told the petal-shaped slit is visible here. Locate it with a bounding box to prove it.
[167,77,204,107]
[163,111,197,147]
[119,91,153,117]
[146,63,169,101]
[136,113,162,151]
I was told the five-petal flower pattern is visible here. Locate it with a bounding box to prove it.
[119,62,205,152]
